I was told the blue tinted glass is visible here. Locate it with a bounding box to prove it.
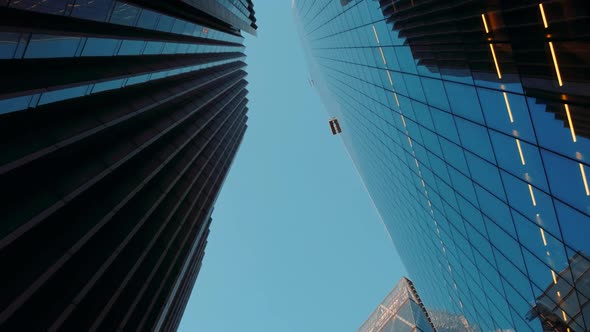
[421,77,449,111]
[91,79,124,93]
[448,167,477,204]
[24,34,81,58]
[444,81,484,124]
[294,2,590,329]
[555,201,590,255]
[0,95,32,114]
[440,139,468,174]
[156,16,174,32]
[500,171,560,235]
[118,40,145,55]
[143,41,164,55]
[431,109,460,143]
[137,9,159,30]
[109,2,140,26]
[70,0,112,21]
[126,74,150,86]
[81,38,118,56]
[464,151,505,199]
[489,131,548,191]
[455,118,496,163]
[542,150,590,215]
[38,85,88,105]
[9,0,68,14]
[477,89,536,143]
[403,74,426,103]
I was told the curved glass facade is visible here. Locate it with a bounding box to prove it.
[294,1,590,331]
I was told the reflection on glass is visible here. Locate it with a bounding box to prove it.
[295,0,590,331]
[527,252,590,332]
[358,278,438,332]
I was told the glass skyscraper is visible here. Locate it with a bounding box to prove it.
[358,277,437,332]
[294,0,589,331]
[0,1,255,331]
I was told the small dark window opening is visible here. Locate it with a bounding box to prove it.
[329,118,342,135]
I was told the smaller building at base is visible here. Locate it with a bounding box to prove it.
[358,277,436,332]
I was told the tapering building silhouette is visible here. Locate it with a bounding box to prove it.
[358,277,437,332]
[358,277,474,332]
[295,0,590,331]
[0,1,255,330]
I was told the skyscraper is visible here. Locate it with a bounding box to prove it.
[358,277,437,332]
[0,1,256,330]
[295,0,589,331]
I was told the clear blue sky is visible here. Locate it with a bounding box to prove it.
[177,2,406,331]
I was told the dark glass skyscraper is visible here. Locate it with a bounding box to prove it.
[295,0,589,331]
[0,1,255,330]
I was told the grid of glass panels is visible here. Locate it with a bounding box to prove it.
[294,0,590,331]
[359,278,435,332]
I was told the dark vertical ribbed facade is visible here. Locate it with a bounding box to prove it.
[0,1,255,331]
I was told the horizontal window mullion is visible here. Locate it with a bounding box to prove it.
[5,33,244,60]
[0,51,245,101]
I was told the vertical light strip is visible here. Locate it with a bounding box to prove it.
[561,310,567,322]
[393,92,400,107]
[386,70,393,86]
[548,42,563,86]
[516,139,526,165]
[552,270,558,284]
[579,163,590,196]
[539,4,564,87]
[379,47,387,65]
[540,228,548,246]
[503,92,514,123]
[539,3,549,28]
[400,114,407,127]
[564,104,577,142]
[408,137,413,148]
[372,24,380,44]
[489,44,502,79]
[528,184,537,206]
[481,14,490,33]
